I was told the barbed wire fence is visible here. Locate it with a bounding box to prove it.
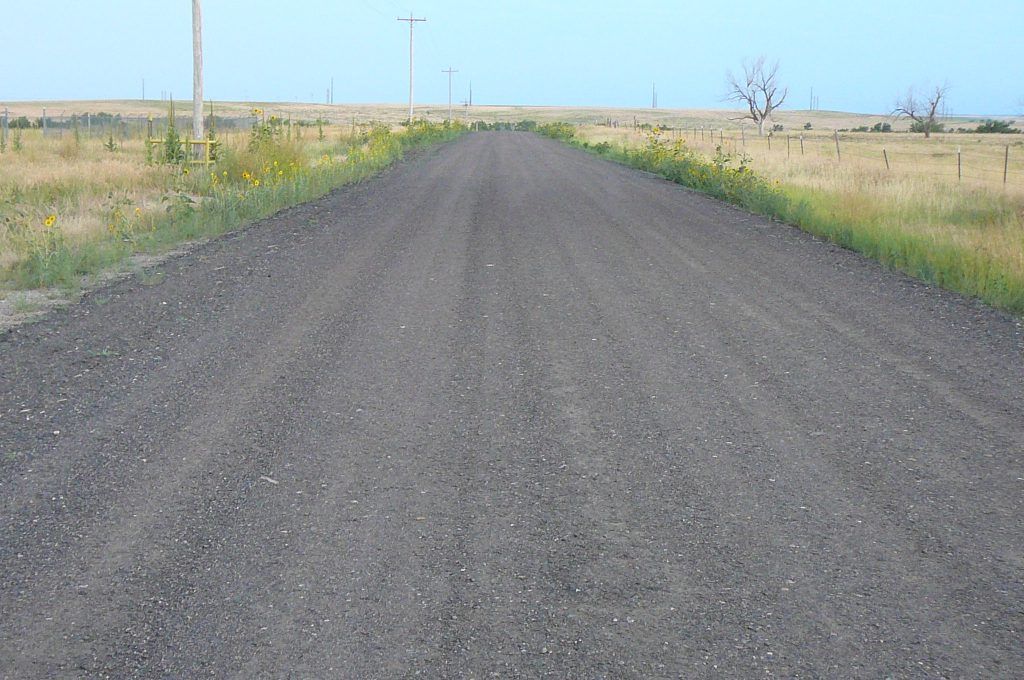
[648,123,1024,190]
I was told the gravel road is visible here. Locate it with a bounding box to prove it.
[1,132,1022,678]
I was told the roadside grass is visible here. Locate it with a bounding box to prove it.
[547,124,1024,316]
[1,119,463,292]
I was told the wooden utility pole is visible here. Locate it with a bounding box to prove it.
[397,14,427,123]
[192,0,204,141]
[443,67,458,123]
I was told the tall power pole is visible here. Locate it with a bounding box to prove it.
[443,67,458,122]
[397,14,427,122]
[192,0,204,140]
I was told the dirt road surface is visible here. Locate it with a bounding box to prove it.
[2,133,1022,677]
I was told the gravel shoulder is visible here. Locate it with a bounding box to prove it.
[1,132,1022,677]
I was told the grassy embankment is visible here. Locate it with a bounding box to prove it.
[542,123,1024,316]
[0,117,462,292]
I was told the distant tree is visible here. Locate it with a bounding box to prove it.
[975,119,1019,134]
[909,120,945,134]
[726,56,788,136]
[893,85,948,138]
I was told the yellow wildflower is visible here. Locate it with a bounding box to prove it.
[43,214,57,228]
[253,179,261,187]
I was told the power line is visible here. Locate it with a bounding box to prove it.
[397,14,426,123]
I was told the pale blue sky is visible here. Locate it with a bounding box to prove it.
[2,1,1021,114]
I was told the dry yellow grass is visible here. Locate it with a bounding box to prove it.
[0,122,364,277]
[3,99,1008,130]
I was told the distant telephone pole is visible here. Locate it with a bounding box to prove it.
[192,0,204,140]
[443,67,458,122]
[397,13,427,123]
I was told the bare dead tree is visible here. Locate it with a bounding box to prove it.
[726,57,788,136]
[893,85,948,138]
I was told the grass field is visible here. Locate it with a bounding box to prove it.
[2,99,1011,129]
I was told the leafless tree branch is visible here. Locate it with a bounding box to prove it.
[725,56,788,136]
[893,85,948,138]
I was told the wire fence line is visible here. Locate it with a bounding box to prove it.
[649,125,1024,188]
[0,108,375,148]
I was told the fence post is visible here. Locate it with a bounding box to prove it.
[1,108,7,150]
[786,135,791,159]
[719,128,724,145]
[1004,145,1009,185]
[799,134,804,155]
[42,107,47,137]
[767,133,771,151]
[834,130,841,163]
[741,128,745,146]
[883,148,890,170]
[957,146,962,181]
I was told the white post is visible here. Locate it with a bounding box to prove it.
[192,0,204,142]
[397,15,426,123]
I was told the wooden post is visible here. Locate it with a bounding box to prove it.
[42,107,47,136]
[767,134,771,151]
[192,0,205,144]
[957,146,962,180]
[741,128,745,146]
[883,148,890,170]
[719,128,724,145]
[799,134,804,155]
[1,108,7,150]
[786,135,791,159]
[834,130,841,163]
[1005,145,1009,185]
